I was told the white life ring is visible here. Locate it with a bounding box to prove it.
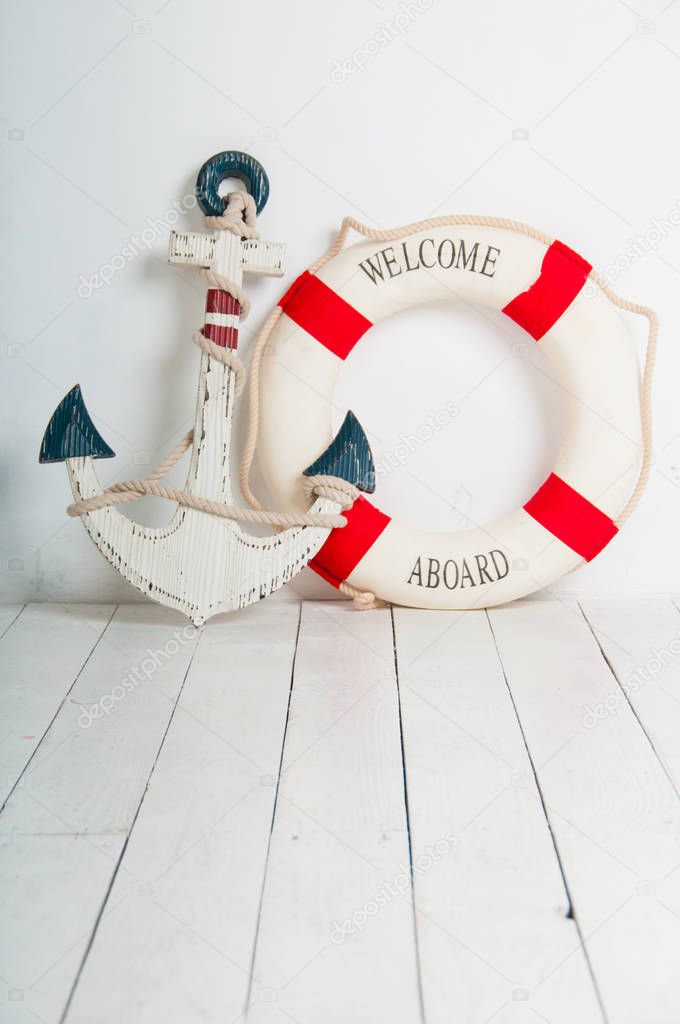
[257,217,655,609]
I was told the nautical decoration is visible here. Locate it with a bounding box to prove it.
[255,216,658,610]
[40,152,375,625]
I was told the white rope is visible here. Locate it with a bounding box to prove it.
[67,195,353,533]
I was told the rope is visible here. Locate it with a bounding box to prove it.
[67,474,354,527]
[587,270,658,527]
[302,474,359,507]
[239,214,658,608]
[70,205,656,612]
[67,328,356,527]
[202,192,260,317]
[205,191,259,238]
[203,269,252,320]
[67,196,354,534]
[191,333,245,395]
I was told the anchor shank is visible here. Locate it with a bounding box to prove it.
[188,230,244,504]
[169,230,285,351]
[167,217,286,505]
[205,288,240,350]
[203,232,243,350]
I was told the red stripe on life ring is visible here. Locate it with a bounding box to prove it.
[279,271,372,359]
[310,497,391,587]
[524,473,617,561]
[502,241,592,340]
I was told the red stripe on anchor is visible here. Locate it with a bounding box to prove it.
[203,289,240,349]
[523,473,618,561]
[310,497,391,587]
[502,241,592,341]
[279,271,372,359]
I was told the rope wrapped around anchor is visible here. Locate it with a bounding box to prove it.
[66,191,384,610]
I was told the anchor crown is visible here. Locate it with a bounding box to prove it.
[303,411,375,493]
[39,384,115,464]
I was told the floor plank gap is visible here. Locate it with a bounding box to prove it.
[0,604,26,641]
[5,600,680,1023]
[58,622,203,1024]
[578,601,680,803]
[0,604,119,816]
[390,606,428,1024]
[242,602,303,1018]
[484,609,610,1024]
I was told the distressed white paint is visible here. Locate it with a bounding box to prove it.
[64,229,337,626]
[168,230,285,276]
[0,603,114,805]
[4,599,680,1023]
[580,599,680,794]
[393,607,603,1024]
[247,602,422,1024]
[65,603,300,1024]
[0,604,202,1023]
[488,600,680,1024]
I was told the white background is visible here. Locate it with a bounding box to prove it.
[1,0,679,604]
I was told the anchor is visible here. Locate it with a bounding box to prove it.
[39,151,375,625]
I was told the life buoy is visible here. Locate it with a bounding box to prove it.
[256,216,656,609]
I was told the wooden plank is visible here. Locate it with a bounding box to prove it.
[0,605,24,640]
[488,600,680,1024]
[0,603,115,807]
[247,602,422,1024]
[393,607,602,1024]
[0,604,199,1024]
[63,602,301,1024]
[580,599,680,795]
[1,833,123,1024]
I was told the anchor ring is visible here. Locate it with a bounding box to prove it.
[195,150,270,217]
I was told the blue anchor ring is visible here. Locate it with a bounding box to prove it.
[195,151,270,217]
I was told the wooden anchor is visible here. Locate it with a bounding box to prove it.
[39,151,375,625]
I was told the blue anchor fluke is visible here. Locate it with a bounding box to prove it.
[304,411,375,494]
[39,384,115,464]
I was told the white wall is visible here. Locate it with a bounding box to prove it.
[1,0,679,604]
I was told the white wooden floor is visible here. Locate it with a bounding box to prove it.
[2,599,680,1024]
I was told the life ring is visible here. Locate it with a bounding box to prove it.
[256,216,656,609]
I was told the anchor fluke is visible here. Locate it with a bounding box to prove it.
[304,410,376,494]
[39,384,115,464]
